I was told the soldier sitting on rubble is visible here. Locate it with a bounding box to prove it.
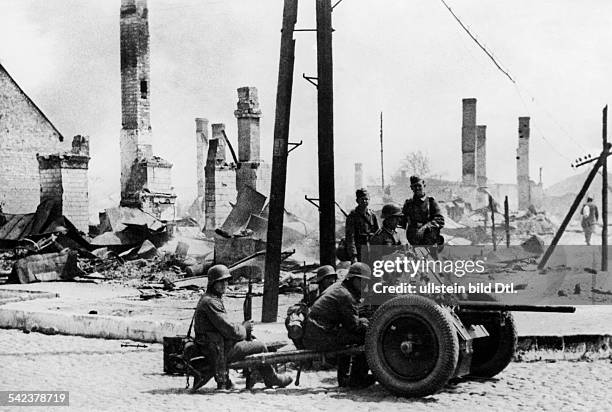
[303,262,375,388]
[192,265,292,392]
[401,175,445,257]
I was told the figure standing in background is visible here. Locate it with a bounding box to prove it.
[581,197,599,245]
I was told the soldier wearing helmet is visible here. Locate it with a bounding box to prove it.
[192,265,292,391]
[370,204,403,247]
[345,188,379,263]
[303,262,375,388]
[401,176,445,253]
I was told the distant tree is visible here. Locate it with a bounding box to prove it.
[391,151,431,184]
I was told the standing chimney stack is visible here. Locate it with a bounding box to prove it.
[517,117,531,210]
[476,125,487,187]
[354,163,363,192]
[462,98,477,186]
[195,118,209,198]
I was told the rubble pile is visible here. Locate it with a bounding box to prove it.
[513,212,556,236]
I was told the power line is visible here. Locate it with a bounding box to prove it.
[439,0,515,84]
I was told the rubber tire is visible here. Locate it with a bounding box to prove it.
[469,312,517,378]
[365,295,459,397]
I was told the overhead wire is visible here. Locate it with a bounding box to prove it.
[439,0,589,163]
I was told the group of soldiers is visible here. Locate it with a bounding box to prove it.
[189,175,445,392]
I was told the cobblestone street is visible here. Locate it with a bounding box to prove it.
[1,330,611,412]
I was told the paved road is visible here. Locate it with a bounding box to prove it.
[0,330,610,412]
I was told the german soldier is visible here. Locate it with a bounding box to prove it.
[401,176,445,254]
[193,265,292,391]
[370,204,403,247]
[303,262,375,388]
[345,188,379,263]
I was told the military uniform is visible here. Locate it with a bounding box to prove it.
[302,281,368,351]
[303,263,374,388]
[402,195,445,246]
[193,265,291,390]
[345,208,379,261]
[370,226,401,246]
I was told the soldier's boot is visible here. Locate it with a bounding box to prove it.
[337,355,351,387]
[347,354,376,389]
[190,368,215,393]
[260,365,293,388]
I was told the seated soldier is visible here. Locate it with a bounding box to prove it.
[401,175,445,256]
[192,265,292,391]
[302,262,375,388]
[370,204,403,285]
[307,265,338,304]
[370,204,403,247]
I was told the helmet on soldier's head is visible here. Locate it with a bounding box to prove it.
[207,265,232,284]
[346,262,372,280]
[314,265,337,283]
[356,188,369,199]
[381,204,403,220]
[410,175,424,186]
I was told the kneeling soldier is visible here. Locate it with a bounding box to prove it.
[303,262,375,388]
[193,265,292,391]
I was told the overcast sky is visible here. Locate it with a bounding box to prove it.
[0,0,609,214]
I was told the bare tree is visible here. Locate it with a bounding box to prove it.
[391,151,431,184]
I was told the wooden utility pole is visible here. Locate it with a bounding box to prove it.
[538,143,611,270]
[380,112,385,191]
[504,196,510,248]
[489,195,496,251]
[262,0,298,323]
[316,0,336,266]
[602,105,608,271]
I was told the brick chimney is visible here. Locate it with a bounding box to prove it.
[461,98,477,186]
[37,135,90,232]
[195,118,209,198]
[476,125,487,187]
[517,117,531,210]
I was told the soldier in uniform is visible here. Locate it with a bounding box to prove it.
[401,176,445,254]
[193,265,292,391]
[307,265,338,304]
[303,262,375,388]
[370,204,403,247]
[345,188,380,263]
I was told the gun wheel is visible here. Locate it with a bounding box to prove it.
[365,295,459,397]
[469,312,517,378]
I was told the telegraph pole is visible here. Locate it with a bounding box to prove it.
[316,0,336,266]
[262,0,298,322]
[602,105,608,271]
[380,112,385,191]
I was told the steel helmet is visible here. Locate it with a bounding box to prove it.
[381,204,403,220]
[345,262,372,280]
[207,264,232,284]
[314,265,337,283]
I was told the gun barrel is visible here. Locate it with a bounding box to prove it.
[458,302,576,313]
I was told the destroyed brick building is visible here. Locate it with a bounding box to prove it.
[119,0,176,221]
[193,87,271,232]
[0,64,71,214]
[0,63,90,233]
[366,98,544,214]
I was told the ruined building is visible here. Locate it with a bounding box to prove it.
[0,64,70,213]
[194,87,271,231]
[0,64,90,232]
[371,98,543,213]
[119,0,176,220]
